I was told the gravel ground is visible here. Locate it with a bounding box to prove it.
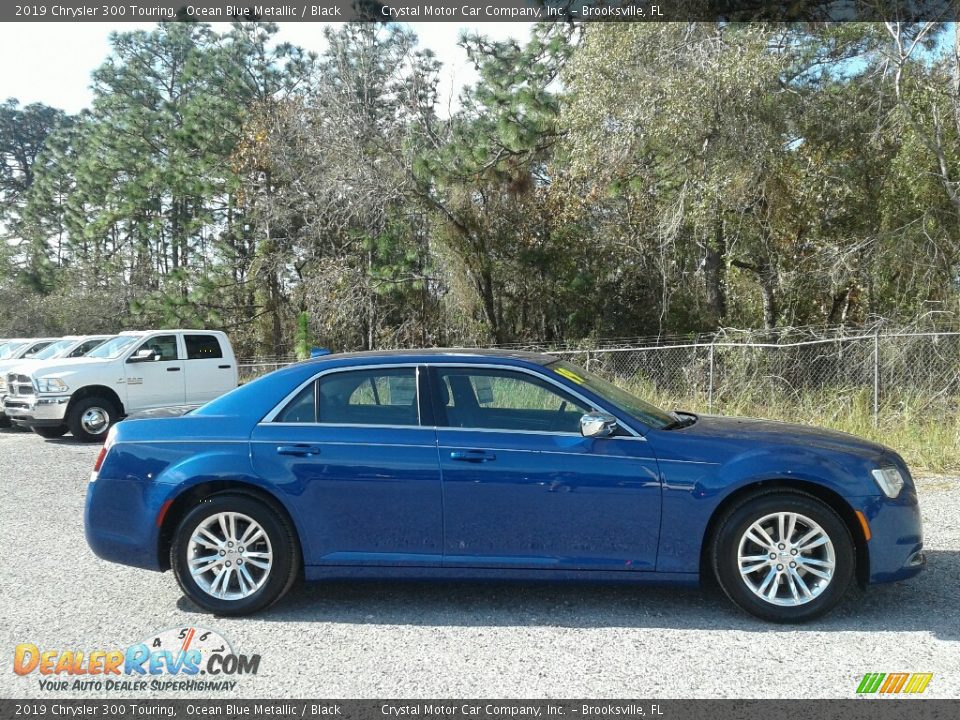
[1,428,958,699]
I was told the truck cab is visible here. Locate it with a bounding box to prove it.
[4,330,238,441]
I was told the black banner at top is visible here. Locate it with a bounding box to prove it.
[5,0,959,23]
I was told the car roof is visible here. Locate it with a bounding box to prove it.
[302,347,558,366]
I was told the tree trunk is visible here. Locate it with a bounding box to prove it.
[760,271,777,331]
[704,215,727,328]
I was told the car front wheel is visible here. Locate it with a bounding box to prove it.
[712,492,855,622]
[170,493,300,615]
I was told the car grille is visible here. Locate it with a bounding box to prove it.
[5,374,34,397]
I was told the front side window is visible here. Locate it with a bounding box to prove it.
[275,367,419,426]
[132,335,179,362]
[433,367,591,433]
[23,341,53,358]
[185,334,223,360]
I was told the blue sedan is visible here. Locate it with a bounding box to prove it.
[84,349,925,622]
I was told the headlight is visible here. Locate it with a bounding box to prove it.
[871,467,905,498]
[36,377,69,393]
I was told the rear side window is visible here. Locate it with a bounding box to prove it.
[274,368,419,426]
[275,382,317,423]
[185,335,223,360]
[321,368,418,426]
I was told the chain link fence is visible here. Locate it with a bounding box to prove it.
[546,328,960,426]
[237,319,960,429]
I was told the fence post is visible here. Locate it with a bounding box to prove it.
[873,329,880,427]
[708,342,715,413]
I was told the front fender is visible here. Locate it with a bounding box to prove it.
[655,444,873,574]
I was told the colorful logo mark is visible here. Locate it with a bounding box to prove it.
[856,672,933,694]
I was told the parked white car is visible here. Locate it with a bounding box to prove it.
[1,335,114,427]
[4,330,238,441]
[0,338,62,428]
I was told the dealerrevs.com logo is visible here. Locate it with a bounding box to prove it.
[12,626,260,692]
[856,673,933,695]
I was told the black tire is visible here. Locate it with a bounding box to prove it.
[711,491,855,623]
[66,396,118,442]
[170,493,300,616]
[33,425,68,439]
[0,414,10,428]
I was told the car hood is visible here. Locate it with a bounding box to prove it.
[676,414,891,461]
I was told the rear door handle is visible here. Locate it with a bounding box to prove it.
[166,367,181,372]
[450,450,496,463]
[277,445,321,457]
[218,364,232,369]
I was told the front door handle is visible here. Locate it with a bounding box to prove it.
[450,450,496,463]
[277,445,321,457]
[166,367,181,372]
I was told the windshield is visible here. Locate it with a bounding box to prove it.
[33,339,73,360]
[87,336,137,359]
[0,342,27,360]
[547,360,675,430]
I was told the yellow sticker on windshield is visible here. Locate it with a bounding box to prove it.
[554,367,584,384]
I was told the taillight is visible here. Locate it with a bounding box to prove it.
[90,427,116,481]
[92,446,108,474]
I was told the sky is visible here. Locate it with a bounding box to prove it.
[0,22,527,114]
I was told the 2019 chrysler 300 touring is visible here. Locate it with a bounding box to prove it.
[84,349,925,622]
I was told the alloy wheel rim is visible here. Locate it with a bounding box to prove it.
[737,511,835,607]
[187,512,273,601]
[80,407,110,435]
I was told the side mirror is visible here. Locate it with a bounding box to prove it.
[128,348,156,363]
[580,411,618,438]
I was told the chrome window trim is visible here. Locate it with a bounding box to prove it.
[260,361,645,439]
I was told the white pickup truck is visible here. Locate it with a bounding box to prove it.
[4,329,238,441]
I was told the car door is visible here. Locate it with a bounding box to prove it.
[183,333,234,405]
[432,364,662,571]
[123,334,186,411]
[250,364,443,567]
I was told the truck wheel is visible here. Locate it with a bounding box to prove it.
[171,493,300,616]
[67,396,118,442]
[0,415,10,429]
[33,425,68,439]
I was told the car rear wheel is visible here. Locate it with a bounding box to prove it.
[67,396,117,442]
[33,425,68,439]
[171,493,300,616]
[712,492,855,622]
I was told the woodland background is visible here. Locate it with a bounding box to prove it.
[1,21,959,359]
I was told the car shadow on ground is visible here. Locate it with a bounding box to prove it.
[178,550,959,639]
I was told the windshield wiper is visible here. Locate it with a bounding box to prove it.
[662,411,698,430]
